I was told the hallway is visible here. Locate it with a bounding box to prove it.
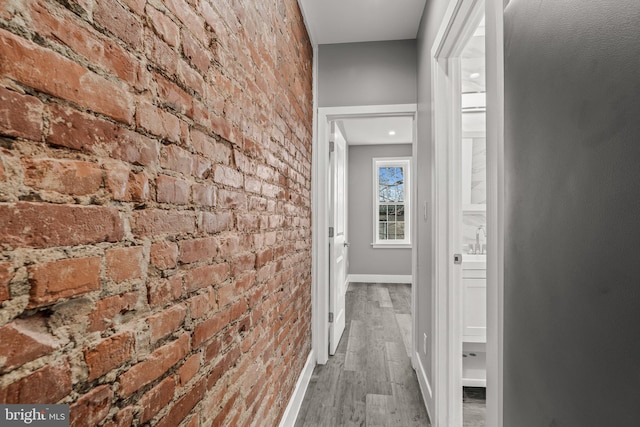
[295,283,429,426]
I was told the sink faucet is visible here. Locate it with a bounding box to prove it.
[475,225,486,254]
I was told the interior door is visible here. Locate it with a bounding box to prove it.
[329,121,347,355]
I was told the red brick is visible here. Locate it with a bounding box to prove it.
[105,246,144,283]
[192,310,230,348]
[48,104,159,166]
[190,130,231,165]
[148,276,183,307]
[88,292,139,332]
[23,158,102,195]
[30,1,142,87]
[118,334,190,397]
[0,362,72,403]
[156,174,190,205]
[192,155,212,179]
[164,0,209,45]
[218,234,251,259]
[146,5,179,48]
[214,165,243,188]
[0,86,43,141]
[178,237,218,264]
[231,253,256,278]
[144,28,178,76]
[28,257,101,308]
[184,414,199,427]
[0,29,133,124]
[177,353,201,387]
[245,177,262,194]
[130,209,196,237]
[187,288,217,319]
[139,376,175,424]
[155,72,193,116]
[148,304,186,343]
[137,101,181,143]
[0,316,58,373]
[104,406,134,427]
[0,202,124,249]
[155,378,206,427]
[123,0,145,15]
[255,249,273,268]
[217,188,247,209]
[177,59,206,98]
[192,183,216,207]
[150,241,179,270]
[0,262,12,303]
[183,263,229,292]
[181,29,210,74]
[70,385,113,427]
[106,164,149,202]
[200,212,233,234]
[94,0,143,49]
[161,145,194,176]
[84,332,135,380]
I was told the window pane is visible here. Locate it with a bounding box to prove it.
[379,205,387,221]
[396,222,405,239]
[387,205,396,221]
[379,222,387,240]
[388,222,397,239]
[396,205,405,221]
[378,166,405,203]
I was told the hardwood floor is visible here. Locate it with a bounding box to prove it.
[463,387,486,427]
[295,282,430,427]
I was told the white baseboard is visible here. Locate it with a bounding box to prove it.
[415,351,434,424]
[348,274,413,284]
[279,350,315,427]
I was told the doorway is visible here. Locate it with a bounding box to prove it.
[312,104,418,366]
[431,0,505,425]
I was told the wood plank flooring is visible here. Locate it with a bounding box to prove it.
[295,282,430,427]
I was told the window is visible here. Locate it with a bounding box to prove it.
[373,157,411,247]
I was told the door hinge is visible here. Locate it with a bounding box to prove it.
[329,227,334,238]
[329,312,334,323]
[329,140,335,154]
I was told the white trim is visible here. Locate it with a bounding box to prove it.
[347,274,413,284]
[415,349,434,423]
[485,0,506,426]
[371,243,412,249]
[278,350,316,427]
[314,104,417,366]
[431,1,485,426]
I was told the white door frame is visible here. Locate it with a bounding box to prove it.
[431,0,505,425]
[313,104,418,365]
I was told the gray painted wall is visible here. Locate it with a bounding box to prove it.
[416,0,450,414]
[504,1,640,425]
[348,144,412,276]
[318,40,417,107]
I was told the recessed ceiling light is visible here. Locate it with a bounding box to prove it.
[388,130,396,136]
[470,72,480,79]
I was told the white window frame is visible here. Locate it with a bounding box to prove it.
[372,157,411,248]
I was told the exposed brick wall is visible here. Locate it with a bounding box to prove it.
[0,0,313,425]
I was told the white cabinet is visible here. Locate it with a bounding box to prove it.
[462,260,487,387]
[462,261,486,343]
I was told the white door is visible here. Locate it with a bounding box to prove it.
[329,121,347,355]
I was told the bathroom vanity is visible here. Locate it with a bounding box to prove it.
[462,255,486,387]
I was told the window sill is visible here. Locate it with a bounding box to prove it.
[371,243,412,249]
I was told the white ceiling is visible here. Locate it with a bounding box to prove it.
[299,0,428,45]
[339,117,413,146]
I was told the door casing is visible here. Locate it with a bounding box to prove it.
[431,0,505,425]
[312,104,418,365]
